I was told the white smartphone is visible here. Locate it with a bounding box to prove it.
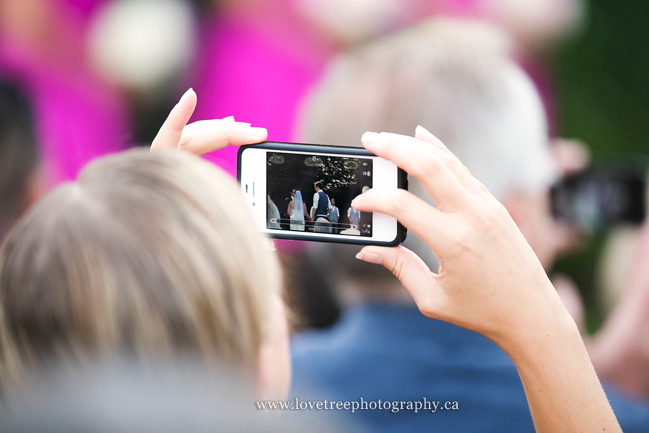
[238,142,407,246]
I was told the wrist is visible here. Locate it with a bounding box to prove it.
[502,303,582,370]
[491,280,581,365]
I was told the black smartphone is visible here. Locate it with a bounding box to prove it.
[551,165,647,230]
[238,142,408,246]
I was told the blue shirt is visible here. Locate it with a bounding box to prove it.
[291,302,649,432]
[329,206,339,222]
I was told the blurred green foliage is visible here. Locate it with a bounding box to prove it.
[551,0,649,332]
[555,0,649,154]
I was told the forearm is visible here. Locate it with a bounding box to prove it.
[503,307,621,433]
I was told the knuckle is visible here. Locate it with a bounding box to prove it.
[391,254,406,280]
[445,224,473,258]
[177,136,190,150]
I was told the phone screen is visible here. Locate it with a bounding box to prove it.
[551,169,646,230]
[266,151,373,237]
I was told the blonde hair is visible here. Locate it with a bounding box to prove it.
[0,149,281,397]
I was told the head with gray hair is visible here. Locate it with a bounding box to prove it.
[299,18,558,300]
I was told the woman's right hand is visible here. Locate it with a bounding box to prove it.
[353,127,568,350]
[352,127,620,433]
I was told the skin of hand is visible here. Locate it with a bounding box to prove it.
[353,127,621,433]
[150,88,268,154]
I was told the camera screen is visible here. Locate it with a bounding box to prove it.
[551,170,646,230]
[266,151,373,237]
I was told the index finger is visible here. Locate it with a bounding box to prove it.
[151,88,197,151]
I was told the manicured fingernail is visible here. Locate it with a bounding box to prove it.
[179,88,195,103]
[355,251,383,265]
[247,127,268,141]
[416,125,437,140]
[361,131,380,147]
[351,196,361,208]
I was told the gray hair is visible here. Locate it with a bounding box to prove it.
[299,18,556,289]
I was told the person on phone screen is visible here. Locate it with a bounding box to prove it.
[347,205,360,229]
[328,198,340,234]
[280,189,296,230]
[267,195,282,229]
[311,181,332,233]
[288,190,309,231]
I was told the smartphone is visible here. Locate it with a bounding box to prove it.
[551,167,647,230]
[238,142,408,246]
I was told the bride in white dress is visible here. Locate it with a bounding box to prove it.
[288,190,309,231]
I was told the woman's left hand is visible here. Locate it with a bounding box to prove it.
[151,88,268,155]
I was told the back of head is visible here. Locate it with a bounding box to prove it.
[0,149,281,399]
[0,81,39,243]
[299,18,555,296]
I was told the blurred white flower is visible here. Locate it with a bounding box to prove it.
[293,0,407,44]
[482,0,585,49]
[88,0,195,91]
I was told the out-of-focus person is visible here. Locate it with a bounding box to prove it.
[589,221,649,399]
[0,80,42,243]
[291,18,649,433]
[0,0,130,184]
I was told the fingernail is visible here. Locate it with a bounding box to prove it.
[416,125,437,140]
[247,127,268,141]
[179,88,195,103]
[361,131,380,147]
[355,251,383,265]
[351,196,361,208]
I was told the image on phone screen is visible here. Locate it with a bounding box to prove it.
[266,152,373,237]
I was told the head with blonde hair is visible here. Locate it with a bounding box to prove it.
[0,149,288,401]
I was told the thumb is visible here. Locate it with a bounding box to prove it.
[357,245,440,311]
[151,88,197,151]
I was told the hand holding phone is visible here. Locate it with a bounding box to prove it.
[352,128,621,433]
